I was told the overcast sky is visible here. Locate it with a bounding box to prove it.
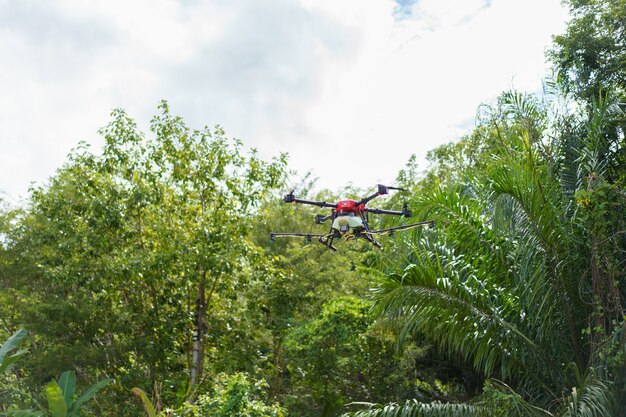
[0,0,568,203]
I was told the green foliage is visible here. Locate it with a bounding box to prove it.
[355,87,626,416]
[475,381,551,417]
[559,367,619,417]
[66,375,111,417]
[2,410,44,417]
[0,329,28,375]
[284,296,371,417]
[4,2,626,413]
[283,295,452,417]
[44,381,67,417]
[347,399,478,417]
[4,371,111,417]
[1,102,287,412]
[0,330,34,414]
[550,0,626,100]
[131,387,157,417]
[172,373,285,417]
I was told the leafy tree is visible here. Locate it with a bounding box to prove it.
[284,296,371,417]
[284,296,443,417]
[550,0,626,100]
[2,102,286,413]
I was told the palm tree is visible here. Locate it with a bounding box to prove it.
[349,91,625,416]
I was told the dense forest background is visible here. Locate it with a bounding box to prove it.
[1,0,625,416]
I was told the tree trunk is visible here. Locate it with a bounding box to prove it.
[190,270,220,395]
[269,331,284,399]
[190,274,207,389]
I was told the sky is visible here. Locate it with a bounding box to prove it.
[0,0,568,203]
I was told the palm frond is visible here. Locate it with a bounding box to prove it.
[488,152,588,366]
[490,192,573,361]
[499,90,548,145]
[409,184,511,285]
[579,90,624,179]
[372,250,559,393]
[558,367,619,417]
[489,155,563,254]
[346,399,478,417]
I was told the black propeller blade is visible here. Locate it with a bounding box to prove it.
[377,184,407,194]
[385,185,407,191]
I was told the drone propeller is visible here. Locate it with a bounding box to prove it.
[383,185,407,192]
[358,184,409,207]
[375,184,408,196]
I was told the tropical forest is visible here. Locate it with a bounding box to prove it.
[1,0,625,416]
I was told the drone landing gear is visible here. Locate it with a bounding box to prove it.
[357,212,383,250]
[318,235,337,251]
[362,233,383,249]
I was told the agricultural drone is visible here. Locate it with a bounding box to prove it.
[270,184,434,251]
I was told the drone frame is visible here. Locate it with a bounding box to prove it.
[269,185,434,251]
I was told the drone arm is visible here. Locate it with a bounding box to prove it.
[284,193,336,209]
[357,193,381,206]
[366,220,435,235]
[366,206,412,218]
[356,184,389,206]
[291,198,336,208]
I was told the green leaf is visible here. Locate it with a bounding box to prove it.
[67,378,111,417]
[0,329,28,373]
[131,387,157,417]
[45,380,68,417]
[0,349,29,374]
[57,371,76,409]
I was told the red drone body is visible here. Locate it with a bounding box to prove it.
[336,200,365,214]
[270,184,434,251]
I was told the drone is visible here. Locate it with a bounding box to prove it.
[270,184,434,251]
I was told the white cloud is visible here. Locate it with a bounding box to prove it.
[0,0,567,203]
[276,0,567,189]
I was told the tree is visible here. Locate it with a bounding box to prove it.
[550,0,626,101]
[3,102,286,413]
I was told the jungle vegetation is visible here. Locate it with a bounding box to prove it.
[1,0,625,415]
